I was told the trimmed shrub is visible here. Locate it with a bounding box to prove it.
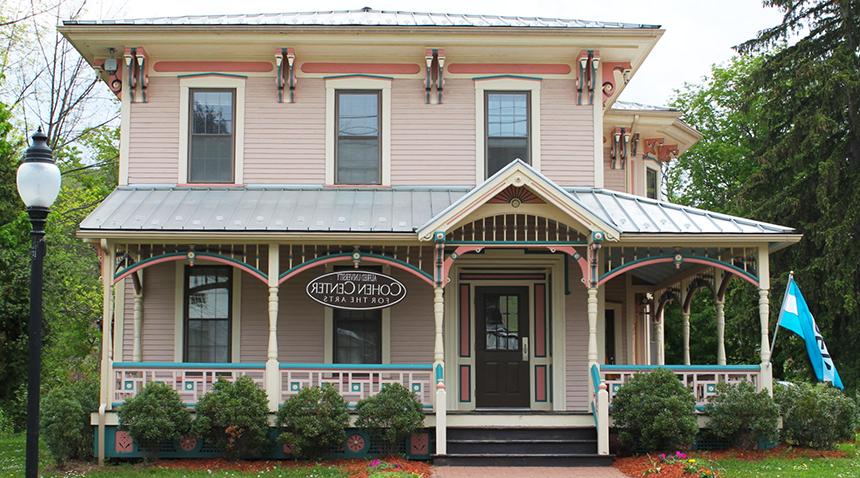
[355,384,424,454]
[611,368,698,453]
[0,408,12,435]
[776,382,858,449]
[40,379,99,466]
[192,376,270,459]
[704,382,779,449]
[118,382,191,460]
[277,385,349,458]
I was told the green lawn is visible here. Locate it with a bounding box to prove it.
[717,437,860,478]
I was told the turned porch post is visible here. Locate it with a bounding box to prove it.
[657,305,666,365]
[757,246,773,394]
[587,287,599,366]
[265,244,281,411]
[97,240,115,465]
[433,285,446,455]
[680,279,691,365]
[131,272,143,362]
[714,269,726,365]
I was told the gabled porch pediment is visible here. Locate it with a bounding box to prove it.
[416,160,621,242]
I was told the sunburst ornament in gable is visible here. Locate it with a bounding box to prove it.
[488,185,544,208]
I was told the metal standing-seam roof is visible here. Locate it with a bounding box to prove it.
[62,8,660,29]
[79,185,793,235]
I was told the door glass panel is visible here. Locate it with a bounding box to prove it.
[485,294,520,351]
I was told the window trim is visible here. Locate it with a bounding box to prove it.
[334,89,383,185]
[187,88,237,184]
[475,77,541,183]
[182,265,233,363]
[178,75,245,184]
[484,90,532,178]
[325,76,391,186]
[645,164,660,200]
[332,308,383,365]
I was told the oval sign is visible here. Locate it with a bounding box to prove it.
[306,270,407,310]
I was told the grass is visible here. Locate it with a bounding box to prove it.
[67,464,348,478]
[717,438,860,478]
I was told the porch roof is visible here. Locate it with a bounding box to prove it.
[79,184,796,237]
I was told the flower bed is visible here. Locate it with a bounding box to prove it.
[614,446,850,477]
[155,457,431,478]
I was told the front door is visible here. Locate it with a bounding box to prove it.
[475,286,530,408]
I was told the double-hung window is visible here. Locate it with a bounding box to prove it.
[332,267,382,364]
[335,90,381,185]
[486,91,530,177]
[184,266,232,362]
[646,167,659,200]
[188,89,235,183]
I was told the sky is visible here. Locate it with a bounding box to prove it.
[83,0,784,106]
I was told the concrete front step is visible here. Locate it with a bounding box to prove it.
[447,439,598,455]
[433,453,614,467]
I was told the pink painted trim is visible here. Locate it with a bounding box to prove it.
[459,284,470,357]
[277,256,434,287]
[535,365,547,402]
[448,63,571,75]
[598,257,760,288]
[301,63,420,74]
[554,246,589,283]
[443,246,484,284]
[685,258,759,287]
[459,365,471,402]
[598,258,673,286]
[113,255,268,285]
[154,61,273,73]
[534,284,546,357]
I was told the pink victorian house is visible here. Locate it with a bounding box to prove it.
[61,8,799,465]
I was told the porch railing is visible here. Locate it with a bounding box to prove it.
[280,363,434,409]
[600,364,762,409]
[112,362,266,407]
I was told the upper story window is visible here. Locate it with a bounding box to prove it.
[184,266,232,362]
[336,90,381,185]
[646,167,659,200]
[486,91,530,177]
[189,89,235,183]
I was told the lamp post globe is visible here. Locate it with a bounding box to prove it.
[16,127,60,478]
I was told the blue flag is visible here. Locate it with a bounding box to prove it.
[777,276,844,390]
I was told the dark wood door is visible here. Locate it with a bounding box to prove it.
[475,286,530,408]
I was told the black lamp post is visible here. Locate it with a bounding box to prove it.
[16,128,61,478]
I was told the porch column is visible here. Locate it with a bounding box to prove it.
[131,273,143,362]
[715,299,726,366]
[682,310,691,365]
[657,306,666,365]
[97,240,115,466]
[758,246,773,393]
[433,286,447,455]
[265,244,281,411]
[587,287,599,365]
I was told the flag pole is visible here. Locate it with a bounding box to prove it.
[769,271,794,357]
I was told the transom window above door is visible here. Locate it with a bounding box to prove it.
[336,90,381,185]
[188,89,235,183]
[486,91,530,177]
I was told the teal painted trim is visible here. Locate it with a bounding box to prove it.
[435,364,444,383]
[278,252,433,283]
[176,72,248,79]
[323,74,393,80]
[279,362,432,371]
[446,240,587,246]
[473,74,542,82]
[114,361,266,369]
[590,364,600,389]
[114,251,268,281]
[598,254,759,285]
[601,364,762,372]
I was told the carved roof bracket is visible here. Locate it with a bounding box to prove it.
[424,48,445,104]
[275,47,296,103]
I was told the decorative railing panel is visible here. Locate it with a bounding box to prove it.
[280,364,434,409]
[600,364,762,409]
[113,362,266,406]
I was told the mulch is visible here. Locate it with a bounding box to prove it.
[155,456,432,477]
[613,445,850,477]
